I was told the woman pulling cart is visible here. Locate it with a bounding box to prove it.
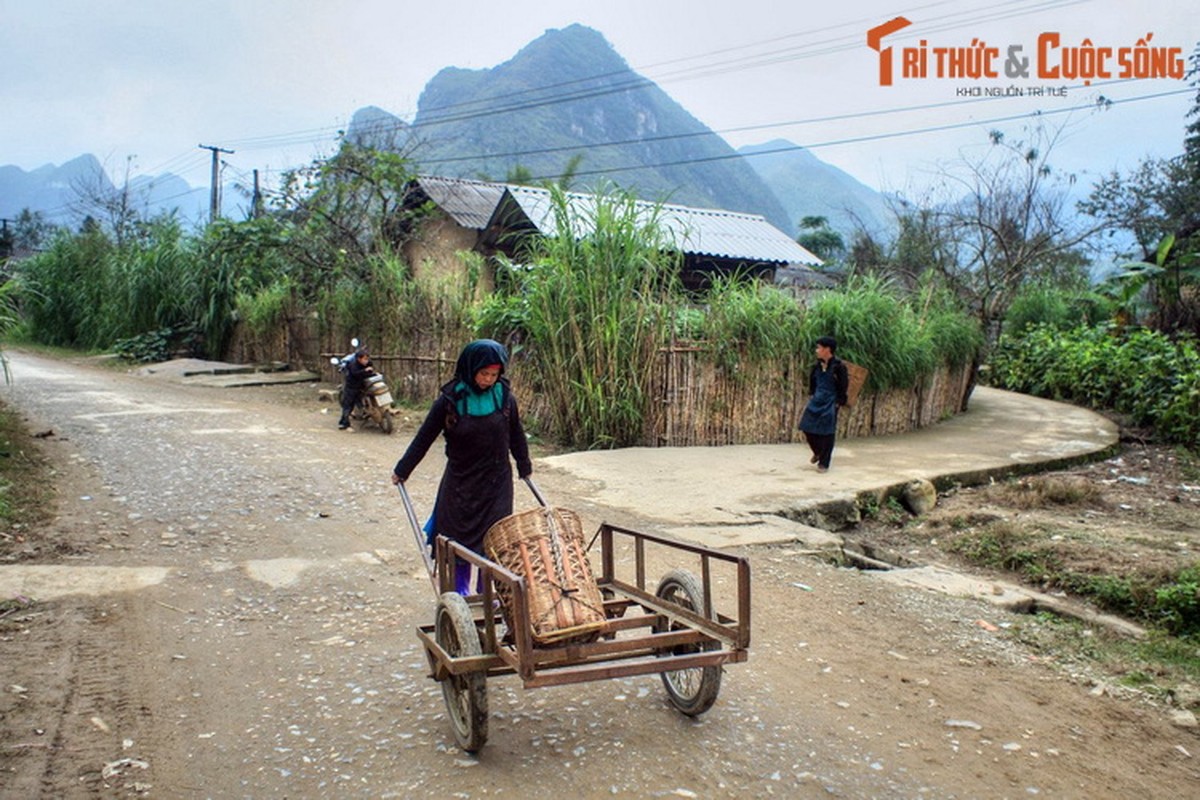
[393,339,752,754]
[390,339,532,595]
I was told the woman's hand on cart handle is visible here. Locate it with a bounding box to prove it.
[391,472,403,486]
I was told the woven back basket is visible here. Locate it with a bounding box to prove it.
[483,506,607,646]
[843,361,869,408]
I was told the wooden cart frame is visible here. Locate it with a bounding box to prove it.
[398,481,751,753]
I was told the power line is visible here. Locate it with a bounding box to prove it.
[410,75,1153,169]
[522,86,1191,184]
[25,82,1185,227]
[40,0,1169,212]
[179,0,1088,163]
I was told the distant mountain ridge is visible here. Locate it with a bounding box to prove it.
[5,24,891,243]
[0,154,213,227]
[739,140,895,239]
[0,155,103,224]
[349,24,887,239]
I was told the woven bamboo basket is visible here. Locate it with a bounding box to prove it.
[843,361,869,408]
[483,506,607,646]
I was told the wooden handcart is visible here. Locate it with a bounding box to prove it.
[397,479,751,753]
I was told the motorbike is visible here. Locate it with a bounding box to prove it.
[331,339,395,434]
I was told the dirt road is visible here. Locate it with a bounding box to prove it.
[1,351,1196,798]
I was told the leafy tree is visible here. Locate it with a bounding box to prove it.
[884,201,961,291]
[796,215,845,262]
[845,229,886,274]
[871,125,1099,341]
[268,141,425,294]
[5,209,57,255]
[1183,42,1200,199]
[1079,43,1200,334]
[1078,158,1186,260]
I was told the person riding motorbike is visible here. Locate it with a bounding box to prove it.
[338,348,375,430]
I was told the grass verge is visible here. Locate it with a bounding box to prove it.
[0,402,56,559]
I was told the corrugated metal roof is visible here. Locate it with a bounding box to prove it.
[503,184,822,266]
[414,176,822,266]
[413,176,508,230]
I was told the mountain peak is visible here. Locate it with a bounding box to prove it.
[509,24,622,67]
[346,105,410,151]
[408,25,793,229]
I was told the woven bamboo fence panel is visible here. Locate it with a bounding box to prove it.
[652,347,973,448]
[226,325,285,366]
[231,321,972,448]
[646,345,807,447]
[919,365,974,425]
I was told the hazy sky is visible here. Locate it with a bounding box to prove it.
[3,0,1197,197]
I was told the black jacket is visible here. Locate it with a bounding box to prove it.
[808,356,849,407]
[343,358,374,395]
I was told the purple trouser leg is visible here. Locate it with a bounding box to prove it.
[454,559,473,596]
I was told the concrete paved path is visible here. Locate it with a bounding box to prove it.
[540,386,1125,628]
[540,386,1119,548]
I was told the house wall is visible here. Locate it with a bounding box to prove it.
[400,211,495,295]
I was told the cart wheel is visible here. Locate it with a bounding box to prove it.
[654,569,722,716]
[379,410,394,435]
[435,592,489,752]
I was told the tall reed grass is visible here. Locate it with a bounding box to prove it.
[17,219,244,359]
[803,275,935,391]
[497,186,681,448]
[702,275,806,371]
[14,227,112,348]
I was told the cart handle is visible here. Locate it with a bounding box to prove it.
[522,475,548,507]
[395,482,438,594]
[399,476,545,596]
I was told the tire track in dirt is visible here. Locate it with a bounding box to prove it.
[2,598,144,799]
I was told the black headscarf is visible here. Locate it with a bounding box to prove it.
[454,339,508,385]
[450,339,509,416]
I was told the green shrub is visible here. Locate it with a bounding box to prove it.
[1005,283,1115,334]
[918,283,985,370]
[988,323,1200,448]
[113,325,201,363]
[1154,564,1200,637]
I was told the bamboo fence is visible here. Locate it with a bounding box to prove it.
[644,346,974,447]
[229,322,973,447]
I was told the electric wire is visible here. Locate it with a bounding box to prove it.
[161,0,1093,164]
[24,0,1182,218]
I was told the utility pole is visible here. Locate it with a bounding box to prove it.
[198,144,234,223]
[0,218,13,261]
[252,169,263,219]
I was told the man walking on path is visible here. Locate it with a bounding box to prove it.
[799,336,849,472]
